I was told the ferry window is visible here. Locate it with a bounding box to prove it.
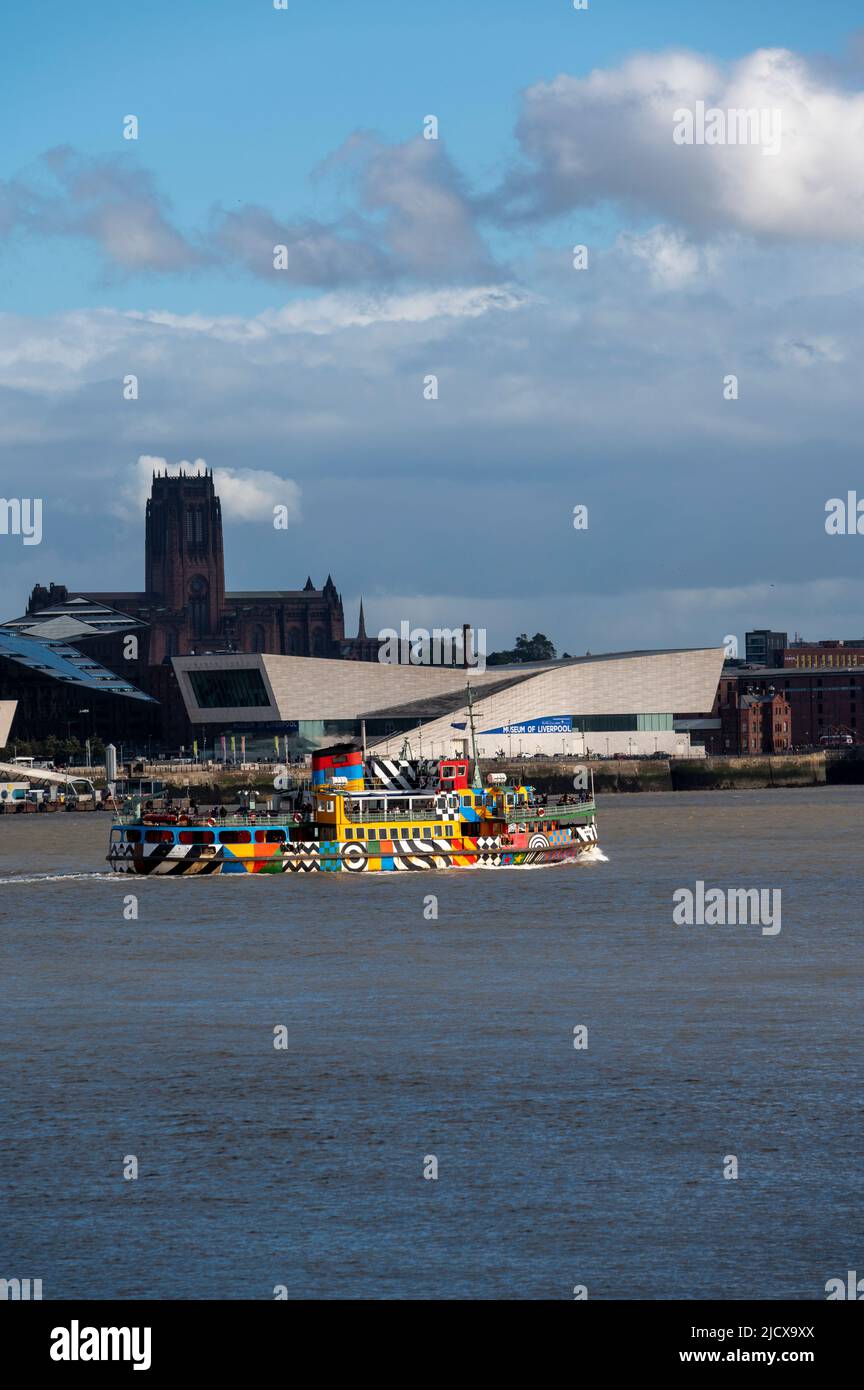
[423,827,432,838]
[145,829,174,843]
[435,824,442,833]
[401,827,410,837]
[220,830,251,843]
[368,829,377,840]
[356,829,365,839]
[254,830,266,843]
[180,830,215,844]
[125,829,141,843]
[345,828,353,839]
[265,830,286,843]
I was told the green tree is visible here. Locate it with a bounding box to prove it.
[487,632,557,665]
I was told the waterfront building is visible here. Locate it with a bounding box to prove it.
[0,628,158,750]
[170,646,726,760]
[720,690,792,755]
[714,667,862,748]
[783,639,864,669]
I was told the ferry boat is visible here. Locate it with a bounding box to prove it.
[107,746,599,876]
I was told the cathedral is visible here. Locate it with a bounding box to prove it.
[17,470,378,742]
[26,469,377,665]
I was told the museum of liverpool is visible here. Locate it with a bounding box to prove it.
[171,646,726,760]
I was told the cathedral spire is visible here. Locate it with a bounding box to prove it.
[357,597,367,639]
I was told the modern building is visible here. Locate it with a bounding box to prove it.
[170,646,726,760]
[745,629,788,667]
[0,629,159,750]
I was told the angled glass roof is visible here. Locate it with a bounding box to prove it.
[2,595,145,641]
[0,631,156,702]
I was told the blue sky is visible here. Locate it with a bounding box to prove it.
[2,1,863,652]
[3,0,861,315]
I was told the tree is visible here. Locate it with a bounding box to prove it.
[487,632,557,665]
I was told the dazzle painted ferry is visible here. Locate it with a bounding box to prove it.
[107,745,599,877]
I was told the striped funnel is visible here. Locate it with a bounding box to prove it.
[311,744,364,791]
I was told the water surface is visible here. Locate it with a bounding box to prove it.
[1,789,861,1299]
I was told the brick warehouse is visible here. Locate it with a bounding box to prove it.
[712,667,863,751]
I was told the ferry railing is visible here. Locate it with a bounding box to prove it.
[111,794,596,828]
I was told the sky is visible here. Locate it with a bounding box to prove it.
[1,0,863,655]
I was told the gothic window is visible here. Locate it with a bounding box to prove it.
[312,628,327,657]
[288,629,301,655]
[190,601,208,638]
[252,625,266,652]
[188,576,209,638]
[185,508,205,549]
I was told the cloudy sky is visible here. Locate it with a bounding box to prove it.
[1,0,863,654]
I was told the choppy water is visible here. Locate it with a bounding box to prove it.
[1,789,861,1300]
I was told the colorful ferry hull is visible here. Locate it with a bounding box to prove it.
[107,822,599,875]
[108,748,600,876]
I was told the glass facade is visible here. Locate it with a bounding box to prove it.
[572,713,673,732]
[188,668,270,708]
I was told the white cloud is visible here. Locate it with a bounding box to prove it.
[499,47,864,240]
[123,456,301,524]
[130,284,530,339]
[616,226,721,289]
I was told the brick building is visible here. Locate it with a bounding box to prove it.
[4,469,377,746]
[783,640,864,670]
[720,690,791,754]
[712,668,861,750]
[24,470,373,666]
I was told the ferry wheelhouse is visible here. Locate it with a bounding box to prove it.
[107,746,599,876]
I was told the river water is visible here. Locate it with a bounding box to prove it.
[0,788,861,1300]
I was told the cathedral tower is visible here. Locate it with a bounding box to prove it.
[145,469,225,645]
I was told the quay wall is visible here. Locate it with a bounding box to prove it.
[36,750,864,798]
